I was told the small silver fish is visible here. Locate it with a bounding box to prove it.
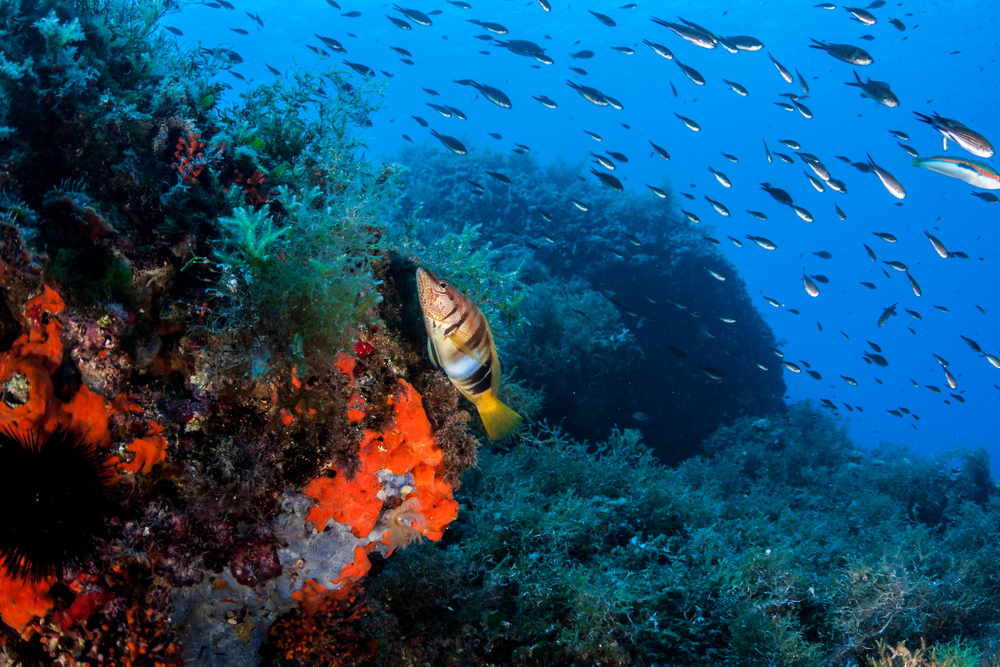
[705,266,726,281]
[844,6,877,24]
[650,141,671,161]
[877,302,898,327]
[768,52,793,83]
[809,38,873,65]
[708,167,732,187]
[867,154,906,198]
[675,113,701,131]
[803,272,820,297]
[722,79,748,96]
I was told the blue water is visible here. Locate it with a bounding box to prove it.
[170,0,998,469]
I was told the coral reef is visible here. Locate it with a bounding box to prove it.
[0,2,994,667]
[0,1,472,664]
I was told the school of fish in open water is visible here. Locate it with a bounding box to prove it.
[170,0,998,464]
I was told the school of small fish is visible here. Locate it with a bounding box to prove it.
[176,0,998,440]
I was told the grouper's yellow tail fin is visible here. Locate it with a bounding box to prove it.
[475,394,523,440]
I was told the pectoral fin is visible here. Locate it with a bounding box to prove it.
[448,332,487,366]
[427,336,441,368]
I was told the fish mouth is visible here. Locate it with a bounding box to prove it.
[416,267,436,289]
[416,267,447,296]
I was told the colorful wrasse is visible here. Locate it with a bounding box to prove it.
[912,156,1000,190]
[416,268,522,440]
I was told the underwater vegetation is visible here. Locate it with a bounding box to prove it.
[365,405,1000,667]
[393,142,787,464]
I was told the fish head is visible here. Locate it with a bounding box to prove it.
[417,267,452,321]
[881,91,900,107]
[416,267,463,324]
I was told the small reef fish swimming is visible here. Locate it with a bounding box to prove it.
[808,39,873,66]
[844,70,898,107]
[416,268,523,440]
[912,156,1000,190]
[914,112,994,158]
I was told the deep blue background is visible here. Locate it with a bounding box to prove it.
[168,0,999,470]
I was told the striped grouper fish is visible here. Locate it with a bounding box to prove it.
[416,267,522,440]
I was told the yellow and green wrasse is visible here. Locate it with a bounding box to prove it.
[416,268,522,440]
[912,156,1000,190]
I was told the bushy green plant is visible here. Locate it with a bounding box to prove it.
[219,65,382,180]
[363,403,1000,666]
[871,638,1000,667]
[211,183,384,376]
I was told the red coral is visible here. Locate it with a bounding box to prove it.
[171,132,226,184]
[224,168,267,208]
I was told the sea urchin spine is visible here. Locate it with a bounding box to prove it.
[0,427,115,582]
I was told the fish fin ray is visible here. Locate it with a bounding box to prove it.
[475,394,522,440]
[448,333,487,366]
[427,336,441,368]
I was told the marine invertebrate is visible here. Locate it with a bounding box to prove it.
[230,539,283,587]
[0,569,55,636]
[172,132,227,184]
[305,379,457,539]
[226,167,268,209]
[0,286,113,633]
[35,566,184,666]
[0,285,164,636]
[300,378,458,596]
[384,496,426,553]
[0,427,115,582]
[268,590,375,665]
[115,421,168,476]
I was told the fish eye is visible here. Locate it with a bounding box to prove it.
[439,281,447,289]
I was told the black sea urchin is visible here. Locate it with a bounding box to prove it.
[0,427,115,582]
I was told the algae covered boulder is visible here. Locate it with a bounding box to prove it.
[395,144,787,463]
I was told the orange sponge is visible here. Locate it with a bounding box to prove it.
[304,433,382,537]
[116,422,168,475]
[303,378,459,593]
[0,569,55,637]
